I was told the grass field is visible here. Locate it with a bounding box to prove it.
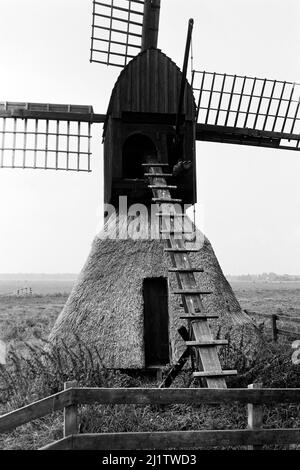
[0,280,299,353]
[232,281,300,317]
[0,280,299,449]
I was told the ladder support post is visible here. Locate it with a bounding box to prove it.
[64,380,78,437]
[144,162,229,389]
[247,383,263,450]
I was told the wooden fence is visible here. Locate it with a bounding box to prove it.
[0,287,32,297]
[245,309,300,342]
[1,382,300,450]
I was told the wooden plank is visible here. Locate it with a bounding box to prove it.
[244,309,270,318]
[146,166,227,388]
[0,390,72,433]
[149,185,177,190]
[196,123,300,149]
[165,249,200,253]
[180,315,219,320]
[169,268,204,272]
[158,326,192,388]
[159,349,191,388]
[142,163,169,167]
[145,173,173,177]
[193,370,237,378]
[247,383,263,450]
[69,429,300,450]
[157,213,187,217]
[72,388,300,405]
[39,436,73,450]
[153,198,182,203]
[186,340,228,347]
[64,381,78,437]
[161,230,193,235]
[245,309,300,325]
[278,329,300,338]
[172,289,212,295]
[277,315,300,324]
[0,109,105,123]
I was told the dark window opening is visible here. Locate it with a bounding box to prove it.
[122,134,157,179]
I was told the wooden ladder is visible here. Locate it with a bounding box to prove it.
[143,162,237,388]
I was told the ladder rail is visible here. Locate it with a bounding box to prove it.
[145,163,229,388]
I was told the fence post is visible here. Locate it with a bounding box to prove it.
[64,381,78,438]
[271,314,278,342]
[247,383,263,450]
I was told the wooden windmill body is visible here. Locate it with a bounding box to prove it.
[1,0,299,386]
[49,1,253,385]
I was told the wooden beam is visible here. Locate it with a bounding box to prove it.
[247,383,263,450]
[246,309,300,324]
[0,390,72,433]
[141,0,161,51]
[63,381,78,437]
[278,328,300,338]
[196,123,300,150]
[193,370,237,378]
[72,388,300,406]
[159,350,191,388]
[62,428,300,449]
[186,340,228,347]
[180,314,219,320]
[169,268,204,273]
[0,109,106,123]
[40,436,73,450]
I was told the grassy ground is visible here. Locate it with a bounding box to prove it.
[0,282,300,449]
[0,295,67,355]
[232,280,300,316]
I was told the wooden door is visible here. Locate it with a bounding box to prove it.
[143,277,169,367]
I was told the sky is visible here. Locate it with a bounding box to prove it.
[0,0,299,275]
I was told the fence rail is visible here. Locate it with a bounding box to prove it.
[0,287,33,297]
[245,309,300,341]
[1,384,300,450]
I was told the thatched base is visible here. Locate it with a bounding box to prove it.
[48,215,261,370]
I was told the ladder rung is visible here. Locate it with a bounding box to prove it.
[186,340,228,347]
[142,163,169,167]
[161,230,193,235]
[145,173,173,177]
[156,212,188,218]
[149,185,177,189]
[193,370,237,378]
[156,213,187,218]
[153,198,182,203]
[180,314,219,320]
[172,290,212,295]
[169,268,204,272]
[165,248,200,253]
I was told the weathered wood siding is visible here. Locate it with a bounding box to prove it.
[107,49,195,120]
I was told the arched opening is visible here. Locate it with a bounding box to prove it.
[122,134,157,179]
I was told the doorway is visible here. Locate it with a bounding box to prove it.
[122,134,157,179]
[143,277,169,367]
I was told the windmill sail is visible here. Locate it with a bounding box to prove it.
[0,102,105,171]
[90,0,145,67]
[193,71,300,151]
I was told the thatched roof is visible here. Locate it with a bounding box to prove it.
[48,213,261,370]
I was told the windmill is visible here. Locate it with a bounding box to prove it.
[1,0,299,388]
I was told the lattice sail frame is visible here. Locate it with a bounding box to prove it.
[90,0,145,67]
[0,103,94,171]
[192,71,300,150]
